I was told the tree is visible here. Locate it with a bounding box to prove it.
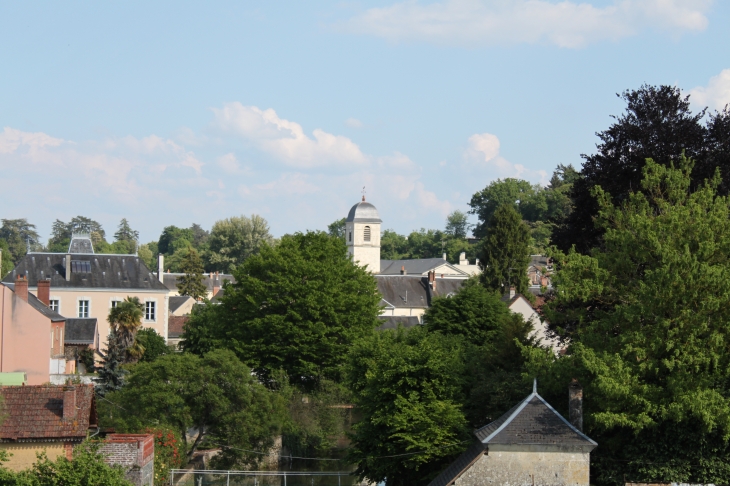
[468,179,545,239]
[478,205,530,295]
[135,328,169,363]
[0,239,14,278]
[207,215,273,273]
[380,229,409,260]
[157,226,193,255]
[100,349,285,468]
[444,210,471,239]
[327,217,346,241]
[182,231,381,389]
[553,85,730,253]
[137,243,156,271]
[346,327,470,486]
[0,218,40,264]
[531,157,730,484]
[176,247,207,300]
[108,297,144,363]
[114,218,139,250]
[95,331,127,397]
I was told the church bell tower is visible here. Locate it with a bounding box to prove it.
[346,194,381,273]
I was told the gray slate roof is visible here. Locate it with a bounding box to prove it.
[376,276,465,309]
[427,442,486,486]
[376,316,421,330]
[379,258,466,276]
[162,273,234,293]
[346,201,382,223]
[2,253,168,291]
[65,318,98,344]
[68,235,94,254]
[169,295,194,313]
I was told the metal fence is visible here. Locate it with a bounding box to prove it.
[169,469,367,486]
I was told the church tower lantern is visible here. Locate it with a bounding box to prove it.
[346,194,381,273]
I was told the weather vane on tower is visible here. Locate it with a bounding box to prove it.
[362,186,366,201]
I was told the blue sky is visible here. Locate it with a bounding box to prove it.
[1,0,729,243]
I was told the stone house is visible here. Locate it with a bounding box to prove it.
[429,381,596,486]
[502,287,561,352]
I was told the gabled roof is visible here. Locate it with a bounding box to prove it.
[0,385,97,442]
[3,253,168,291]
[168,315,189,339]
[428,442,486,486]
[379,259,469,277]
[65,318,98,344]
[169,295,194,313]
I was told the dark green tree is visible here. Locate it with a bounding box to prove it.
[176,247,207,300]
[478,204,530,295]
[468,179,545,238]
[327,217,346,241]
[94,331,127,397]
[135,328,169,363]
[0,239,13,278]
[113,218,139,254]
[100,349,285,468]
[182,231,381,389]
[207,214,273,273]
[444,210,471,239]
[157,226,193,255]
[108,297,144,363]
[0,218,40,264]
[380,229,409,260]
[529,157,730,485]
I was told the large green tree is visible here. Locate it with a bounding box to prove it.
[108,297,144,363]
[468,178,545,238]
[478,204,530,295]
[444,210,471,239]
[207,214,273,273]
[0,218,40,264]
[100,349,285,468]
[531,157,730,485]
[182,231,381,389]
[176,247,207,300]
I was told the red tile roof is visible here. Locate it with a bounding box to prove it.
[0,385,97,442]
[168,315,189,338]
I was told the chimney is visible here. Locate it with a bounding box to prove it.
[157,254,164,283]
[508,286,516,299]
[65,254,71,281]
[37,279,50,306]
[428,270,436,291]
[63,387,77,420]
[14,275,29,302]
[442,252,447,261]
[212,272,221,297]
[400,265,406,276]
[569,379,583,432]
[459,252,467,265]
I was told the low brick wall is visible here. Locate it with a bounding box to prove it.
[98,434,154,486]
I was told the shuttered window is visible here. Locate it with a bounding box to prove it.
[364,226,371,242]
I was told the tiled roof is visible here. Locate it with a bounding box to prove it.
[0,385,97,441]
[168,316,189,338]
[376,315,421,330]
[3,253,168,291]
[427,442,485,486]
[65,318,98,344]
[376,276,465,309]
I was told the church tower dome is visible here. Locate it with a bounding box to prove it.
[346,195,381,273]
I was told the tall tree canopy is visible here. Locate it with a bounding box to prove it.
[182,231,381,389]
[176,247,207,300]
[207,214,273,273]
[0,218,40,264]
[108,297,144,363]
[553,85,730,253]
[478,204,530,295]
[444,210,471,239]
[532,157,730,484]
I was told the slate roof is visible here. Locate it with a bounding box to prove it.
[376,276,465,309]
[68,235,94,254]
[376,315,421,330]
[162,273,234,293]
[3,253,168,291]
[65,318,98,344]
[0,385,97,442]
[379,259,468,276]
[346,200,382,223]
[169,295,194,313]
[168,316,189,339]
[428,442,486,486]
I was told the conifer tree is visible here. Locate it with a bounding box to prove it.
[95,332,127,397]
[177,248,207,300]
[478,204,530,295]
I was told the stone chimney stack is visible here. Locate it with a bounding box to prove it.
[569,378,583,432]
[65,254,71,281]
[157,254,164,283]
[428,270,436,291]
[459,252,467,265]
[63,387,77,420]
[442,252,447,261]
[15,275,29,302]
[212,271,220,297]
[509,286,516,299]
[37,279,51,306]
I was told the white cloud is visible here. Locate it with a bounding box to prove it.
[213,103,369,168]
[217,153,240,174]
[0,127,64,155]
[345,117,364,128]
[466,132,548,183]
[340,0,712,48]
[690,68,730,111]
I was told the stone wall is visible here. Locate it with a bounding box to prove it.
[98,434,154,486]
[454,446,590,486]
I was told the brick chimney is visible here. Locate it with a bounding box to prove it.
[400,265,406,276]
[63,386,77,420]
[37,279,51,306]
[569,378,583,432]
[428,270,436,291]
[212,271,220,297]
[14,275,28,302]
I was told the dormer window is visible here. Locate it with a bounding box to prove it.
[364,226,371,242]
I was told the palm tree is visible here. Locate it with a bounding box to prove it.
[108,297,144,363]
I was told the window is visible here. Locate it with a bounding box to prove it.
[71,260,91,273]
[111,300,120,309]
[349,232,352,242]
[78,300,89,318]
[145,301,156,321]
[364,225,371,242]
[49,300,59,312]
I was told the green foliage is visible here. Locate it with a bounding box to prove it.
[114,218,139,244]
[136,243,156,271]
[108,297,144,362]
[78,348,96,373]
[99,349,285,468]
[380,229,409,260]
[327,217,346,241]
[176,247,207,300]
[157,226,194,255]
[207,214,273,273]
[533,157,730,484]
[135,328,169,363]
[380,228,477,264]
[346,327,471,486]
[444,210,472,239]
[0,443,132,486]
[0,218,40,264]
[94,332,127,397]
[143,427,186,485]
[0,239,14,278]
[479,204,530,295]
[182,231,381,390]
[468,178,544,238]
